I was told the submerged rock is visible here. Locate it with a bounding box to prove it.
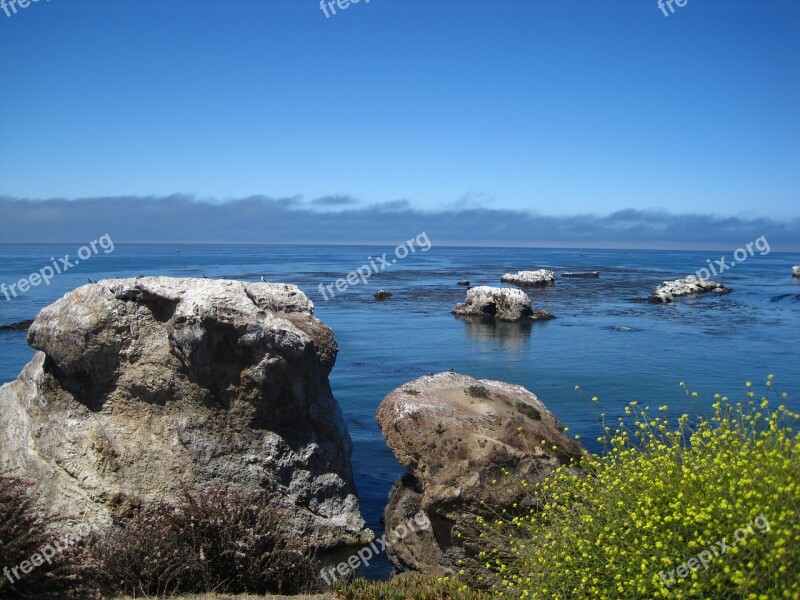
[562,271,600,278]
[0,319,33,331]
[374,290,392,300]
[0,277,371,548]
[457,280,470,286]
[451,286,553,322]
[649,275,732,303]
[500,269,555,286]
[377,372,584,575]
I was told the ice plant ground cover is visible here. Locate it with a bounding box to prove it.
[471,377,800,599]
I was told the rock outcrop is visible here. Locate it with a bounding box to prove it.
[451,286,554,322]
[562,271,600,278]
[649,275,732,303]
[373,290,392,300]
[793,266,800,278]
[0,320,33,332]
[376,372,584,575]
[500,269,555,286]
[0,277,371,547]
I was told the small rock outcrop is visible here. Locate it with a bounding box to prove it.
[0,277,371,548]
[648,275,732,303]
[373,290,392,300]
[451,286,554,322]
[500,269,555,286]
[0,320,33,331]
[562,271,600,278]
[377,373,584,575]
[457,280,470,286]
[793,266,800,278]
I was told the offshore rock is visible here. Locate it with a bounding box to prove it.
[451,286,553,322]
[649,275,732,303]
[500,269,556,286]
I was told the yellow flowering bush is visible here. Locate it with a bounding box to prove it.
[482,378,800,599]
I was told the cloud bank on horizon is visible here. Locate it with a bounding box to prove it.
[1,195,798,251]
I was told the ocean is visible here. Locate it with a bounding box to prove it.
[1,243,799,579]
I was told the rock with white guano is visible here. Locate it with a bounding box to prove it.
[451,286,553,322]
[500,269,556,286]
[649,275,732,303]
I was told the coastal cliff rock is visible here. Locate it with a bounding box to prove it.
[500,269,555,286]
[649,275,732,303]
[0,277,370,548]
[451,286,554,322]
[376,372,584,575]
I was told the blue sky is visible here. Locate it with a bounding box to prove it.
[1,0,799,244]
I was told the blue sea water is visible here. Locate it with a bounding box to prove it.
[1,243,799,579]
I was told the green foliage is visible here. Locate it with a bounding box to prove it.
[90,487,320,597]
[481,377,800,599]
[465,385,490,399]
[515,402,541,420]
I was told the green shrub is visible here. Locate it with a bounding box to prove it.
[0,475,99,600]
[515,402,541,420]
[481,377,800,599]
[90,487,320,597]
[466,385,490,399]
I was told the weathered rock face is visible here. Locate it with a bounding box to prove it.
[649,275,732,303]
[0,277,371,548]
[500,269,555,286]
[451,286,553,322]
[376,372,584,575]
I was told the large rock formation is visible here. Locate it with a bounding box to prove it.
[376,373,584,575]
[0,277,371,547]
[500,269,555,286]
[451,286,554,322]
[649,275,732,303]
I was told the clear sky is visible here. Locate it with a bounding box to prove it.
[0,0,799,227]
